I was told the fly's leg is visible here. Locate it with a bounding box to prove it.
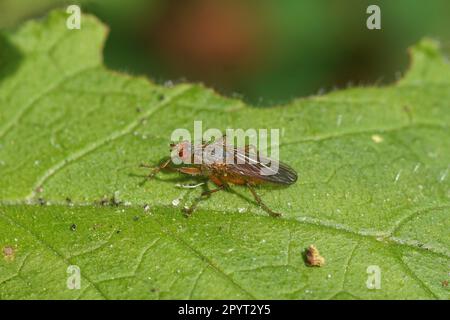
[200,186,223,196]
[183,185,224,217]
[183,175,226,216]
[177,167,202,176]
[197,184,224,202]
[246,183,281,217]
[140,158,171,179]
[140,160,202,180]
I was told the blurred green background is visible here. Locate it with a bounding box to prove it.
[1,0,449,106]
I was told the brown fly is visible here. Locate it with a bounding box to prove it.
[141,136,297,217]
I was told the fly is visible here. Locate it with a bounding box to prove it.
[141,136,297,217]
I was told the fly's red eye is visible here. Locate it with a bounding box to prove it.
[178,150,184,158]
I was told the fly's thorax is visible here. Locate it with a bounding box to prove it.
[205,143,245,165]
[202,143,226,165]
[192,144,204,164]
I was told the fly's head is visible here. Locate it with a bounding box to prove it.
[170,141,193,164]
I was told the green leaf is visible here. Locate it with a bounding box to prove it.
[0,11,449,300]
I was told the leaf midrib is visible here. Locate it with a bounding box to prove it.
[23,84,193,201]
[1,202,449,260]
[1,202,445,299]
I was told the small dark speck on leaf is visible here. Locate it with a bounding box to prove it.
[403,105,413,122]
[99,195,121,207]
[110,195,122,207]
[136,107,142,113]
[70,224,77,231]
[92,224,102,230]
[38,198,46,206]
[116,230,121,234]
[158,94,165,101]
[133,216,140,222]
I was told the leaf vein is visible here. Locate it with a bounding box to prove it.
[0,211,109,299]
[24,85,193,201]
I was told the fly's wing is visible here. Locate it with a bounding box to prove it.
[226,146,298,185]
[200,138,297,185]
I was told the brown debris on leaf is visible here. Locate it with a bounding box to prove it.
[305,244,325,267]
[3,246,16,262]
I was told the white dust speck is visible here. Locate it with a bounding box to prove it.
[144,204,150,212]
[439,168,449,182]
[176,182,204,189]
[238,208,246,213]
[260,239,266,244]
[172,198,180,206]
[227,248,234,253]
[371,134,383,143]
[394,170,402,183]
[124,201,132,206]
[327,274,332,279]
[413,163,421,173]
[34,160,40,166]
